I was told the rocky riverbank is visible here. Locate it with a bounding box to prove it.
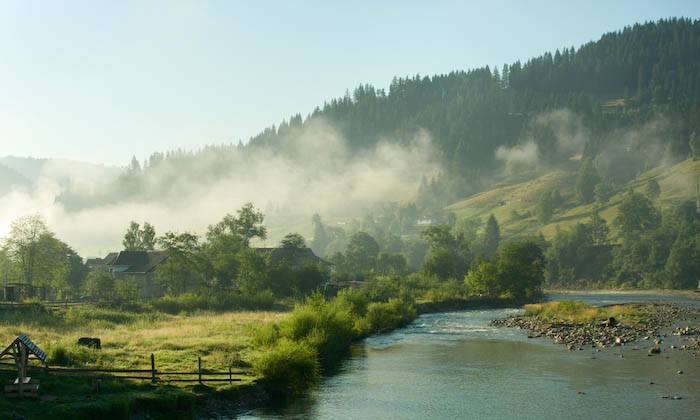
[492,302,700,354]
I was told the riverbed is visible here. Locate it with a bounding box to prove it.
[235,292,700,419]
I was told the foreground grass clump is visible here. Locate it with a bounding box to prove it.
[252,290,417,395]
[253,339,320,395]
[524,300,639,323]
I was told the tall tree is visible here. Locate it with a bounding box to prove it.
[3,214,49,286]
[482,215,501,253]
[420,225,471,280]
[614,192,661,238]
[122,221,157,251]
[689,132,700,160]
[344,232,380,275]
[536,191,554,224]
[155,231,202,295]
[575,158,600,204]
[209,203,266,247]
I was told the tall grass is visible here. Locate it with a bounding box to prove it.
[150,290,276,314]
[252,291,417,395]
[524,300,640,323]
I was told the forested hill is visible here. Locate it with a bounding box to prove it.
[58,18,700,214]
[237,18,698,199]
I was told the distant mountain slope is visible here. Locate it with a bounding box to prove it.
[54,18,700,227]
[0,162,30,195]
[0,156,47,182]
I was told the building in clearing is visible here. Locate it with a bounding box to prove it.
[88,251,169,298]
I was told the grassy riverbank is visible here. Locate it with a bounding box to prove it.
[0,288,546,419]
[0,290,418,419]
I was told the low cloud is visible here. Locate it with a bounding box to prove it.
[0,119,441,256]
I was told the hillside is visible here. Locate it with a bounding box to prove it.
[448,158,700,243]
[54,18,699,211]
[0,163,30,195]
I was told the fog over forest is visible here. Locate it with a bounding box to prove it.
[0,118,440,257]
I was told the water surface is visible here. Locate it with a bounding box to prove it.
[239,292,700,419]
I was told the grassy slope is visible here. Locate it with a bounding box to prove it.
[447,158,700,241]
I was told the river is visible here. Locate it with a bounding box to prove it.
[237,292,699,419]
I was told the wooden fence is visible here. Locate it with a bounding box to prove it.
[0,354,246,385]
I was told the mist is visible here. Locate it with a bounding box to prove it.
[0,119,441,257]
[495,108,589,173]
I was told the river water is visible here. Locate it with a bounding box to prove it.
[238,292,700,419]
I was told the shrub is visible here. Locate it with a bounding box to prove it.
[279,294,355,366]
[364,298,417,334]
[150,290,276,314]
[253,339,320,395]
[252,322,280,348]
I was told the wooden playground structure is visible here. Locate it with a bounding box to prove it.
[0,335,48,397]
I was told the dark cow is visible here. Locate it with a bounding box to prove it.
[77,337,101,349]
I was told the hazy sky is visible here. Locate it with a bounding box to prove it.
[2,0,699,166]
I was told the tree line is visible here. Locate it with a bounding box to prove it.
[0,203,549,304]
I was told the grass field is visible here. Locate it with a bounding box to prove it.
[0,303,290,418]
[0,304,287,374]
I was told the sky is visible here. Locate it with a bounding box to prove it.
[1,0,699,167]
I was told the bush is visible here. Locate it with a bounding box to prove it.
[150,290,276,314]
[364,298,417,334]
[253,339,320,396]
[252,322,280,348]
[279,294,355,366]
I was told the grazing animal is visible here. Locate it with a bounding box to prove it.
[77,337,101,350]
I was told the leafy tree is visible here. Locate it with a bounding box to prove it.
[420,225,471,280]
[689,132,700,160]
[344,232,380,275]
[644,179,661,200]
[3,214,49,286]
[376,253,408,276]
[614,192,660,238]
[465,240,544,300]
[122,221,157,251]
[209,203,267,246]
[482,215,501,253]
[497,240,545,300]
[280,233,306,250]
[536,191,554,224]
[203,203,267,287]
[203,232,243,288]
[66,249,89,298]
[155,231,202,295]
[664,236,700,289]
[464,260,499,297]
[594,182,615,206]
[83,270,115,301]
[589,210,610,245]
[310,214,330,256]
[114,277,139,303]
[234,247,269,294]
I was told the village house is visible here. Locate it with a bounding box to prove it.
[88,251,169,298]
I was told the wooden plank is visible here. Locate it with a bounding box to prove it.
[47,367,153,373]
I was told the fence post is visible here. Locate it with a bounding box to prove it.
[151,353,156,383]
[198,357,202,384]
[229,366,232,385]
